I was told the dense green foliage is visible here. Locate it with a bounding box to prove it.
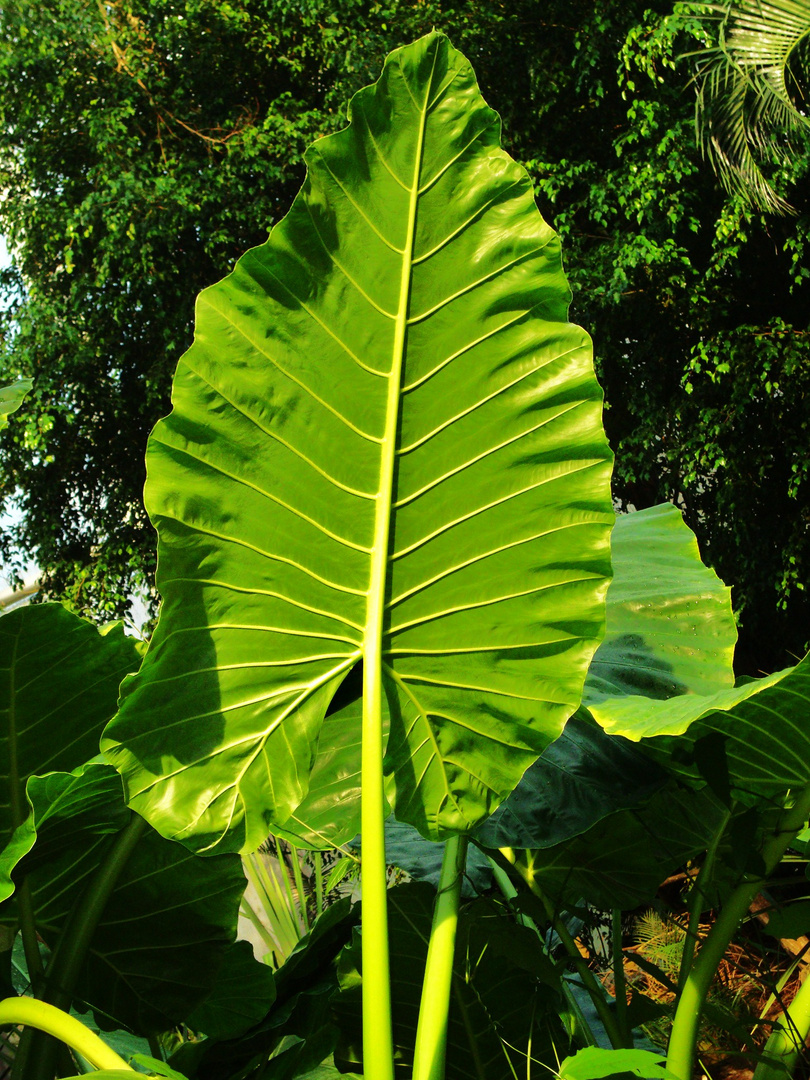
[0,0,809,673]
[1,35,810,1079]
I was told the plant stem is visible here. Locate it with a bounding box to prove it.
[752,961,810,1080]
[497,849,625,1050]
[412,835,468,1080]
[7,639,45,997]
[612,909,629,1046]
[678,807,732,995]
[16,877,45,993]
[0,997,132,1071]
[21,812,147,1080]
[667,784,810,1080]
[487,858,596,1050]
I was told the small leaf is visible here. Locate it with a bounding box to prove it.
[0,377,33,430]
[558,1046,672,1080]
[762,899,810,940]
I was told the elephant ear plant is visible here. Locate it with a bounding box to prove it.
[102,30,614,1080]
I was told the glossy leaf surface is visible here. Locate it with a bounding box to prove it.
[591,653,810,802]
[584,504,736,705]
[0,604,140,845]
[104,32,613,852]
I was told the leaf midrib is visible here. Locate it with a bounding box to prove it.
[363,51,436,704]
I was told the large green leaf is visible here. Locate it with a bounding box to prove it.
[103,31,613,852]
[590,653,810,803]
[493,783,729,910]
[0,762,246,1034]
[334,883,568,1078]
[474,711,668,851]
[0,761,128,904]
[0,604,141,846]
[184,939,276,1040]
[584,504,736,705]
[381,816,492,896]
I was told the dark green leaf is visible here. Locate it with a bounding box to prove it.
[185,940,276,1040]
[0,604,140,846]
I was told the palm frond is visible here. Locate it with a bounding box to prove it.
[680,0,810,212]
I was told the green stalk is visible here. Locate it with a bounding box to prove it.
[21,812,147,1080]
[487,858,596,1050]
[678,807,732,994]
[16,877,45,992]
[497,849,625,1050]
[412,835,468,1080]
[289,843,310,932]
[0,998,132,1071]
[667,784,810,1080]
[360,40,433,1080]
[611,909,629,1047]
[752,963,810,1080]
[754,945,808,1034]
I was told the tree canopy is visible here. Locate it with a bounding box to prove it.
[0,0,808,675]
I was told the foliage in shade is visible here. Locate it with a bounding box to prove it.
[176,940,276,1042]
[0,762,128,905]
[169,899,357,1080]
[0,604,141,844]
[0,761,248,1035]
[474,711,668,851]
[102,32,614,855]
[592,652,810,803]
[497,782,729,910]
[333,882,568,1079]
